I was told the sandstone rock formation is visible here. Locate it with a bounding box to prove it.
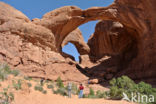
[88,21,136,58]
[86,20,138,80]
[0,0,156,84]
[0,2,88,82]
[62,28,90,55]
[0,2,56,51]
[84,0,156,84]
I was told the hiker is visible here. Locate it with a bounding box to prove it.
[67,82,72,98]
[40,78,44,86]
[88,79,90,84]
[79,84,84,98]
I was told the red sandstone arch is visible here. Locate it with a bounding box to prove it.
[1,0,156,83]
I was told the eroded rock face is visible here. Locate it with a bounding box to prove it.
[85,0,156,83]
[0,2,56,51]
[62,28,90,55]
[0,0,156,84]
[112,0,156,83]
[85,20,138,80]
[0,30,88,82]
[32,6,85,51]
[0,2,29,22]
[88,21,137,59]
[0,2,88,82]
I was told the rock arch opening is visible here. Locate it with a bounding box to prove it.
[79,20,98,42]
[83,20,139,80]
[62,42,80,61]
[61,21,98,62]
[1,0,155,84]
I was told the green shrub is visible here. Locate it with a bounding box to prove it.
[109,86,124,99]
[0,64,11,81]
[34,85,43,92]
[71,83,78,95]
[24,76,32,81]
[109,76,138,99]
[87,88,97,98]
[0,64,20,81]
[56,77,64,88]
[47,84,54,89]
[89,88,95,96]
[11,70,20,77]
[0,86,14,104]
[12,79,22,90]
[27,83,32,88]
[46,80,54,90]
[8,92,14,101]
[109,76,156,104]
[83,94,88,98]
[42,90,47,94]
[53,87,67,96]
[96,90,107,98]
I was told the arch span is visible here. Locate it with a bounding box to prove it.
[61,28,90,55]
[32,0,156,83]
[32,4,119,51]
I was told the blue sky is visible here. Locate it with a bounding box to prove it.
[1,0,114,61]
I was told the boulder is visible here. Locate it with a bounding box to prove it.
[89,79,99,84]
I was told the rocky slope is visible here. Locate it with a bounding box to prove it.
[0,0,156,84]
[0,2,88,83]
[86,0,156,84]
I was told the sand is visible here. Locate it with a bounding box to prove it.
[13,90,134,104]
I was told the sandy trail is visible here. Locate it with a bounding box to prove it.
[13,90,134,104]
[1,76,134,104]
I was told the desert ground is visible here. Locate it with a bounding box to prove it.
[13,89,133,104]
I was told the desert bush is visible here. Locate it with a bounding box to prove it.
[27,82,32,88]
[46,80,54,90]
[109,76,138,99]
[0,86,14,104]
[53,87,67,96]
[109,76,156,104]
[71,83,78,95]
[83,88,100,99]
[11,70,19,77]
[0,64,20,81]
[42,90,47,94]
[82,94,88,98]
[53,82,67,96]
[34,85,44,92]
[88,88,106,98]
[87,88,99,98]
[89,88,95,96]
[12,79,22,90]
[24,76,32,81]
[56,77,64,88]
[47,84,54,89]
[96,90,107,98]
[0,64,11,81]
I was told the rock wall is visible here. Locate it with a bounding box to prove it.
[86,20,138,81]
[0,0,156,84]
[0,2,88,82]
[113,0,156,83]
[85,0,156,83]
[88,21,137,59]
